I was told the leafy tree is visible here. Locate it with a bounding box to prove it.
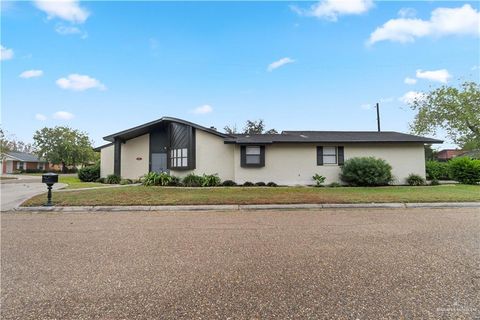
[410,81,480,150]
[224,119,278,134]
[33,126,96,172]
[0,128,34,154]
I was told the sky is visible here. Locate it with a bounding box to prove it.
[1,0,479,149]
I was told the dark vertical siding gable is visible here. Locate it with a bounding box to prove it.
[337,146,344,165]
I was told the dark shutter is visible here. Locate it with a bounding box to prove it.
[317,146,323,165]
[259,146,265,167]
[337,146,344,165]
[240,146,246,167]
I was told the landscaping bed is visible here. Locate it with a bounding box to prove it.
[21,184,480,207]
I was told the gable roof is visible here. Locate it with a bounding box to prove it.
[3,151,44,162]
[97,116,442,148]
[224,131,442,144]
[102,116,229,142]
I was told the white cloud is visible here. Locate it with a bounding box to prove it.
[34,0,89,23]
[56,74,106,91]
[1,45,14,61]
[267,57,295,72]
[53,111,75,120]
[399,91,425,105]
[35,113,47,121]
[192,104,213,115]
[404,77,417,85]
[19,70,44,79]
[55,24,88,38]
[398,8,417,19]
[472,65,479,71]
[360,103,373,110]
[368,4,480,45]
[292,0,373,21]
[416,69,451,83]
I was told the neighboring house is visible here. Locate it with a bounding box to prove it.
[1,151,49,174]
[95,117,442,185]
[435,149,464,162]
[458,149,480,159]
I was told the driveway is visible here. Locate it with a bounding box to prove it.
[1,208,479,319]
[0,175,66,211]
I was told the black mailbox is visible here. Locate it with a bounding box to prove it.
[42,173,59,185]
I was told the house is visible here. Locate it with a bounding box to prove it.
[95,117,442,185]
[1,151,49,174]
[435,149,465,162]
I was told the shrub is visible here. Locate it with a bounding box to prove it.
[120,178,133,185]
[406,174,425,186]
[243,181,254,187]
[182,173,205,187]
[167,176,182,186]
[78,164,100,182]
[328,182,342,187]
[312,174,326,187]
[202,174,221,187]
[141,172,172,186]
[340,157,393,186]
[448,157,480,185]
[222,180,237,187]
[255,182,266,186]
[430,179,440,186]
[106,174,121,184]
[425,161,450,180]
[96,177,105,183]
[25,168,45,173]
[267,182,278,187]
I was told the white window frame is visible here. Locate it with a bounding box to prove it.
[323,147,337,165]
[170,148,189,169]
[245,146,261,165]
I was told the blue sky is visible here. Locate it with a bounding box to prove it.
[1,0,479,148]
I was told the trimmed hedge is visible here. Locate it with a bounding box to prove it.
[425,161,450,180]
[448,157,480,185]
[340,157,393,186]
[78,164,100,182]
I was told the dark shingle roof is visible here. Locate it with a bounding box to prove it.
[5,151,44,162]
[224,131,442,144]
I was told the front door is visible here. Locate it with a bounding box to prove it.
[151,153,168,173]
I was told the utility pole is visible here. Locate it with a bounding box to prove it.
[376,102,381,132]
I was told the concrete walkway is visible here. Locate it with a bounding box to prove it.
[1,175,66,211]
[13,202,480,212]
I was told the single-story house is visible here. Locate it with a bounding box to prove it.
[95,117,442,185]
[435,149,465,162]
[1,151,49,174]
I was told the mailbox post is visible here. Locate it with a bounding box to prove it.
[42,173,59,206]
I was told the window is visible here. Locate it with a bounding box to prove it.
[323,147,337,164]
[246,146,261,165]
[241,145,265,168]
[38,163,44,170]
[170,148,188,168]
[317,146,344,166]
[17,162,25,170]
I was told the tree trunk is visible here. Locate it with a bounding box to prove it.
[62,161,67,173]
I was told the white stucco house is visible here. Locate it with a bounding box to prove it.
[95,117,442,185]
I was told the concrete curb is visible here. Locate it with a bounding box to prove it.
[11,202,480,212]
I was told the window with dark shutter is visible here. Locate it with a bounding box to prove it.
[241,145,265,168]
[317,146,343,166]
[317,146,323,165]
[338,146,344,165]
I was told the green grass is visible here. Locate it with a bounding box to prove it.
[58,176,104,189]
[21,184,480,207]
[0,176,17,180]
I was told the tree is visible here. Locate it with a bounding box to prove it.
[224,119,278,135]
[33,126,96,172]
[409,81,480,150]
[0,128,34,154]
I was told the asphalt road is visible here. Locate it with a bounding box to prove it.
[0,175,66,211]
[1,208,479,319]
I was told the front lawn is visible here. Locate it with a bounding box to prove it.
[58,176,106,189]
[21,184,480,206]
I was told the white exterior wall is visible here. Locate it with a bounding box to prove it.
[234,143,426,185]
[100,145,114,178]
[171,130,235,180]
[120,134,150,180]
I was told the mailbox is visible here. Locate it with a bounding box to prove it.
[42,173,59,185]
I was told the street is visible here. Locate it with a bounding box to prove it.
[1,208,479,319]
